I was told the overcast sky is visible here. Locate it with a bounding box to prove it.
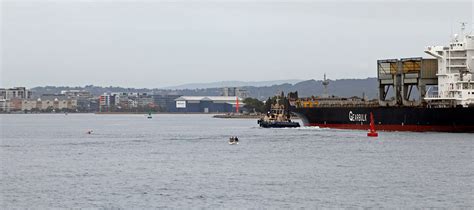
[1,0,473,88]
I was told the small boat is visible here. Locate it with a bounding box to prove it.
[258,92,300,128]
[229,136,239,145]
[147,112,152,119]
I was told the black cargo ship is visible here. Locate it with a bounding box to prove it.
[291,106,474,132]
[288,29,474,133]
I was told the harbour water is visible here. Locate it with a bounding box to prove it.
[1,114,472,208]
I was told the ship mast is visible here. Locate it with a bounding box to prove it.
[322,73,330,98]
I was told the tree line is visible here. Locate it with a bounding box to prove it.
[243,96,282,114]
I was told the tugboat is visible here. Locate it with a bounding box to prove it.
[258,93,300,128]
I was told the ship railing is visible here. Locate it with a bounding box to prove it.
[425,95,440,98]
[315,103,379,108]
[295,101,379,108]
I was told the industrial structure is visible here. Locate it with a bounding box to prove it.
[377,57,438,106]
[172,96,243,113]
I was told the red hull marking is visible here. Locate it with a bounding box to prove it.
[306,123,474,132]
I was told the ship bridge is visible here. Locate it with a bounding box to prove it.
[423,24,474,107]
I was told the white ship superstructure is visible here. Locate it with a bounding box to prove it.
[425,23,474,107]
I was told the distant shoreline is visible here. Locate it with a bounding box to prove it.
[95,112,220,115]
[0,112,299,119]
[213,114,263,119]
[1,112,238,115]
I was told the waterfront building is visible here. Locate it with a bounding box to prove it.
[137,96,154,108]
[0,87,32,100]
[39,94,69,101]
[99,94,114,111]
[152,94,181,111]
[172,96,244,113]
[0,99,9,112]
[96,92,156,112]
[76,98,92,112]
[20,98,77,112]
[89,98,100,112]
[60,90,92,98]
[21,100,37,111]
[9,98,23,111]
[0,87,32,112]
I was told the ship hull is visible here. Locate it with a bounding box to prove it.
[258,121,300,128]
[257,119,300,128]
[292,107,474,133]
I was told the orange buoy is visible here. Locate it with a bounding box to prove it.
[367,112,378,137]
